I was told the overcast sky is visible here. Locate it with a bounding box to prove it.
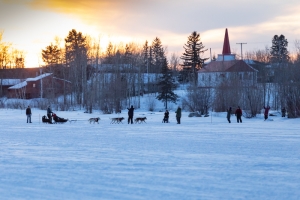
[1,0,300,67]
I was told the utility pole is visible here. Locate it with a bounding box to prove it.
[236,43,247,60]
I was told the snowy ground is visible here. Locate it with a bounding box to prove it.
[1,106,300,200]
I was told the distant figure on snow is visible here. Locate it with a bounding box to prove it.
[235,106,242,123]
[175,106,182,124]
[264,105,270,121]
[47,106,53,123]
[281,107,286,117]
[227,107,232,123]
[163,110,169,123]
[127,105,134,124]
[26,106,32,123]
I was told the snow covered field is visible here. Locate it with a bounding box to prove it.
[1,107,300,200]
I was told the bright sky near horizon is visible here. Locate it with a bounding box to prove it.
[1,0,300,67]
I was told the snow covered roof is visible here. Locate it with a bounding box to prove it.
[0,79,22,86]
[199,60,258,73]
[53,77,71,83]
[8,81,27,89]
[244,59,256,65]
[26,73,52,81]
[8,73,53,90]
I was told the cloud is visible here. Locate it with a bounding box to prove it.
[14,0,298,35]
[1,0,300,66]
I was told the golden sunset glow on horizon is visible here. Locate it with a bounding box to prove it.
[1,0,300,67]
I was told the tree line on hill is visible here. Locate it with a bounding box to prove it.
[1,29,300,118]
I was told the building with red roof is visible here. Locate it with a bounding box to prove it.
[198,29,258,87]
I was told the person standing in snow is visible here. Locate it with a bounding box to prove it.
[264,105,270,121]
[175,106,182,124]
[235,106,242,123]
[226,107,232,123]
[127,105,134,124]
[47,106,53,123]
[163,110,169,123]
[26,106,32,123]
[281,107,286,117]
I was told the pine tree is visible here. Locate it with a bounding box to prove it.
[181,31,208,85]
[270,34,289,64]
[65,29,87,105]
[156,58,179,109]
[142,41,149,73]
[151,37,165,73]
[124,44,132,65]
[104,42,115,64]
[42,43,61,66]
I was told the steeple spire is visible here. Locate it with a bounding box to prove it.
[222,28,231,55]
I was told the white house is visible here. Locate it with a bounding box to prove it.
[198,28,258,88]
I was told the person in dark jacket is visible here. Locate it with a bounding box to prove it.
[47,106,53,123]
[281,107,286,117]
[235,106,242,123]
[163,110,169,123]
[175,106,182,124]
[127,105,134,124]
[26,106,32,123]
[226,107,232,123]
[264,105,270,121]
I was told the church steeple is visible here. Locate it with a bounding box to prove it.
[222,28,231,55]
[216,28,235,61]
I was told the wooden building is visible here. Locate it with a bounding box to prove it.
[7,73,71,99]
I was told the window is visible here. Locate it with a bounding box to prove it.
[33,83,35,88]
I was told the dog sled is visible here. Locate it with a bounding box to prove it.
[52,113,68,124]
[42,115,53,124]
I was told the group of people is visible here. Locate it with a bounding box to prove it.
[26,104,287,124]
[226,105,287,123]
[226,106,242,123]
[25,105,53,123]
[127,105,182,124]
[162,106,181,124]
